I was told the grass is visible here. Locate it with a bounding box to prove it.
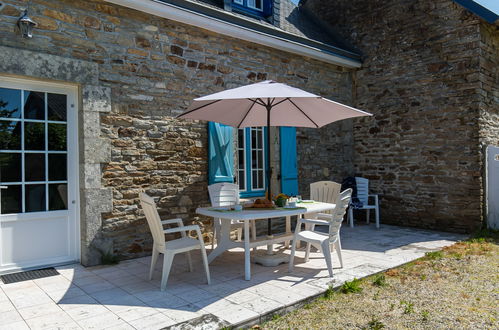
[340,278,363,294]
[261,230,499,329]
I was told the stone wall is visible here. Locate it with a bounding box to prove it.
[302,0,488,232]
[0,0,354,263]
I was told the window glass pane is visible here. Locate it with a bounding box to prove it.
[25,122,45,150]
[251,130,256,148]
[257,129,262,147]
[233,0,243,4]
[47,93,67,122]
[252,150,257,167]
[238,129,244,148]
[24,91,45,120]
[25,153,45,182]
[25,184,46,212]
[257,150,263,168]
[255,0,262,9]
[0,88,21,119]
[49,183,67,210]
[252,170,257,188]
[238,171,245,190]
[48,123,66,151]
[0,153,22,182]
[0,185,21,214]
[0,120,22,150]
[238,150,244,168]
[48,154,67,181]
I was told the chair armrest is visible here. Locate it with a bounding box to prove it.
[368,194,379,205]
[161,218,183,226]
[301,218,330,226]
[163,225,202,238]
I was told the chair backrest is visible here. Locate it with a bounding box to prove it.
[139,193,166,246]
[310,181,341,215]
[208,183,240,207]
[355,177,369,205]
[328,188,352,243]
[310,181,342,203]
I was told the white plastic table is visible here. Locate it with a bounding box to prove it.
[196,201,336,280]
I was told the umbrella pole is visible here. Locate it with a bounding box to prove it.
[266,104,273,255]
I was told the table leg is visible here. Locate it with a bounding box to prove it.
[296,214,302,249]
[284,216,291,248]
[208,218,232,263]
[244,220,251,280]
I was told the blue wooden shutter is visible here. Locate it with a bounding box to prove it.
[262,0,273,17]
[208,122,234,184]
[280,127,298,196]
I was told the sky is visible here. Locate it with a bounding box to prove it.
[474,0,499,14]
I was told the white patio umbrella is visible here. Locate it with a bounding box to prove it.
[178,80,372,238]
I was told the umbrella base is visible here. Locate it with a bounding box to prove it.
[252,250,289,267]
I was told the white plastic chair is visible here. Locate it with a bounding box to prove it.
[347,177,380,228]
[208,183,256,249]
[289,189,352,277]
[139,193,210,290]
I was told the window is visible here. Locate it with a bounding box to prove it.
[0,87,68,214]
[232,0,267,15]
[237,127,267,197]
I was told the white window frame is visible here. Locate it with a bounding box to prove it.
[250,127,265,191]
[247,0,263,11]
[237,128,246,193]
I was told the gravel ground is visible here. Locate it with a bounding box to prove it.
[261,233,499,329]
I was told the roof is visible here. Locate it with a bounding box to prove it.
[158,0,361,62]
[453,0,499,24]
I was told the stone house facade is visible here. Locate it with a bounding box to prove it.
[0,0,361,271]
[301,0,499,233]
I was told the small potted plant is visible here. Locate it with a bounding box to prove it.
[274,193,289,207]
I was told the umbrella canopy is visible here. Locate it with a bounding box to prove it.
[178,80,371,128]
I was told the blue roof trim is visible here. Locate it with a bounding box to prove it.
[453,0,499,24]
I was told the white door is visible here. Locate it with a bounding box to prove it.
[487,146,499,230]
[0,77,79,274]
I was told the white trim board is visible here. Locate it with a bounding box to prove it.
[105,0,362,68]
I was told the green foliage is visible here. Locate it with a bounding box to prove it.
[400,301,414,314]
[101,252,120,265]
[324,285,335,299]
[425,251,443,260]
[421,310,430,322]
[468,227,499,243]
[366,316,385,330]
[372,274,387,287]
[340,278,363,294]
[271,314,281,321]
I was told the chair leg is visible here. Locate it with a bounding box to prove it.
[366,209,370,224]
[375,206,380,229]
[322,241,334,277]
[186,251,193,272]
[160,252,174,291]
[237,227,242,241]
[199,243,211,285]
[212,221,217,250]
[348,207,354,228]
[251,220,257,252]
[334,239,343,268]
[288,237,298,273]
[149,247,159,280]
[305,242,311,262]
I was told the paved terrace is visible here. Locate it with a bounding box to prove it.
[0,225,465,329]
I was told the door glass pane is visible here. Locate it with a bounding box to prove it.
[0,88,21,119]
[0,153,22,182]
[25,184,46,212]
[49,183,67,210]
[48,123,66,151]
[25,153,45,182]
[0,185,22,214]
[238,171,245,190]
[24,91,45,120]
[48,154,67,181]
[25,122,45,150]
[0,120,22,150]
[48,93,67,121]
[238,129,244,148]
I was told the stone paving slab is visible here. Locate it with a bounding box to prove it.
[0,225,465,329]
